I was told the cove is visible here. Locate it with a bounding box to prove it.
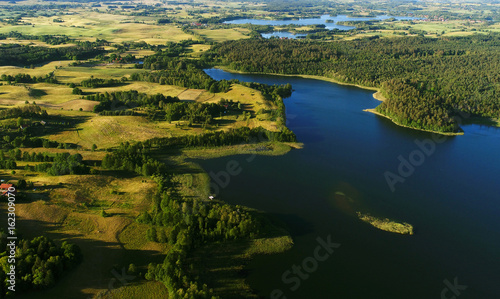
[199,68,500,298]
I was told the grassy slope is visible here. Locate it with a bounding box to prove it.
[192,28,251,42]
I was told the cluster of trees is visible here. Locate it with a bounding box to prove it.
[0,44,104,66]
[157,18,172,24]
[0,234,82,296]
[142,48,188,68]
[101,142,167,177]
[86,90,179,113]
[1,149,56,165]
[0,31,71,45]
[13,150,55,163]
[0,105,47,120]
[0,158,16,170]
[103,53,136,64]
[0,73,58,84]
[74,39,110,48]
[163,102,225,125]
[140,193,260,245]
[27,153,89,176]
[147,40,199,58]
[80,77,120,88]
[116,40,160,52]
[210,34,500,132]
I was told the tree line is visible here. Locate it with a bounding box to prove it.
[101,142,167,177]
[80,77,121,88]
[86,90,179,113]
[25,152,89,176]
[1,150,88,175]
[2,149,55,163]
[1,135,66,151]
[0,44,104,66]
[145,126,296,149]
[0,104,47,120]
[162,102,225,126]
[0,73,58,84]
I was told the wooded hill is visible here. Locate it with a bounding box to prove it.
[209,34,500,132]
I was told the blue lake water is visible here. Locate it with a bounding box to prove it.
[226,15,421,38]
[199,69,500,299]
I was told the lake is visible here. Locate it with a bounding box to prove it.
[200,69,500,299]
[261,32,307,39]
[225,15,421,38]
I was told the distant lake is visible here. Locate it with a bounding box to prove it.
[199,68,500,299]
[225,15,421,36]
[261,32,307,39]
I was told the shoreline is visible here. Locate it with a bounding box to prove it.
[364,108,464,136]
[214,66,379,91]
[214,67,466,136]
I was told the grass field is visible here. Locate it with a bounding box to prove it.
[191,28,251,42]
[95,281,169,299]
[397,20,494,36]
[0,12,197,44]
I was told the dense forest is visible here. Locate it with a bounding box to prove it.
[0,234,82,296]
[209,34,500,132]
[0,44,104,66]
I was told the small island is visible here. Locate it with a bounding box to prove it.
[357,212,414,235]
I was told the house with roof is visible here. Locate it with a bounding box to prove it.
[0,183,13,196]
